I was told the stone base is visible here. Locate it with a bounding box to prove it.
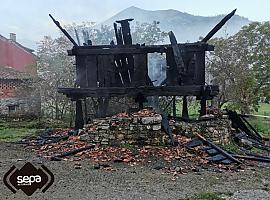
[80,114,232,146]
[81,114,167,146]
[170,117,232,145]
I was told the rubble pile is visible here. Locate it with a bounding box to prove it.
[23,109,269,173]
[30,132,244,173]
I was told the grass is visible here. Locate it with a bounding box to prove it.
[185,192,224,200]
[222,142,241,154]
[175,101,269,137]
[246,117,269,138]
[0,117,69,142]
[175,100,200,119]
[254,103,270,116]
[264,184,270,192]
[0,127,37,142]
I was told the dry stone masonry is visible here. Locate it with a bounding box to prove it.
[80,113,166,146]
[170,116,232,145]
[80,109,232,146]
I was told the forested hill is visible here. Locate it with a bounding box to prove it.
[100,6,251,42]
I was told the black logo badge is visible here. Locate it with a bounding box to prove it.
[3,162,54,196]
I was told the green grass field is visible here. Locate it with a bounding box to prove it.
[254,103,270,116]
[0,118,68,142]
[0,127,37,142]
[175,101,269,137]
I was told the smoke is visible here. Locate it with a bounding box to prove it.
[148,53,167,86]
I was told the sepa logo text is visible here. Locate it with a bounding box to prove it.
[17,175,42,186]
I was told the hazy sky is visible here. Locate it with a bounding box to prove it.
[1,0,269,50]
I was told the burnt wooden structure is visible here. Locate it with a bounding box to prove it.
[49,9,236,129]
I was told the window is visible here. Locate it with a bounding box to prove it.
[8,105,18,114]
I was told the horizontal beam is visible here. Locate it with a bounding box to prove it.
[68,43,214,56]
[58,85,219,99]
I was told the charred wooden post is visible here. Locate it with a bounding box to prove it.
[116,19,134,45]
[172,96,176,118]
[182,96,189,119]
[166,48,178,86]
[75,99,84,129]
[133,53,148,86]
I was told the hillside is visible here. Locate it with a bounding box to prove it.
[100,6,251,42]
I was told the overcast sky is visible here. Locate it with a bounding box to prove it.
[1,0,269,50]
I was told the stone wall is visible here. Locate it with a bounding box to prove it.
[80,113,232,146]
[0,96,41,117]
[170,117,232,145]
[80,114,167,146]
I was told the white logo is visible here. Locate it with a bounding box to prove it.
[17,175,42,186]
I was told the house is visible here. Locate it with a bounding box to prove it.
[0,33,40,117]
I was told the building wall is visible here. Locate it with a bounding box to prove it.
[0,79,17,98]
[0,80,41,116]
[0,96,41,116]
[0,36,36,74]
[0,35,40,117]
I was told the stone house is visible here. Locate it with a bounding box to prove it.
[0,33,40,117]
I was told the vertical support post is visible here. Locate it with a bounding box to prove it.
[200,99,207,116]
[116,19,133,45]
[75,99,84,130]
[200,86,207,116]
[135,93,146,110]
[133,54,147,86]
[84,98,88,124]
[166,49,178,85]
[172,96,176,118]
[194,52,206,85]
[182,96,189,119]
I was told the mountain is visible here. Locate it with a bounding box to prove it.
[100,6,251,43]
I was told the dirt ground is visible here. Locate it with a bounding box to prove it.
[0,142,269,200]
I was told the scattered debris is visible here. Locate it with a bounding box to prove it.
[21,109,269,174]
[50,145,95,161]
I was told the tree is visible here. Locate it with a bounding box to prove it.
[235,22,270,101]
[131,21,167,45]
[207,22,270,113]
[36,36,75,120]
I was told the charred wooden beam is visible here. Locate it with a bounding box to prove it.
[196,133,242,164]
[68,43,214,56]
[50,145,95,160]
[168,31,185,77]
[202,9,236,42]
[49,14,78,47]
[69,43,214,51]
[58,85,219,98]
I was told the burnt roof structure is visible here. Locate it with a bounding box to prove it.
[50,9,236,129]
